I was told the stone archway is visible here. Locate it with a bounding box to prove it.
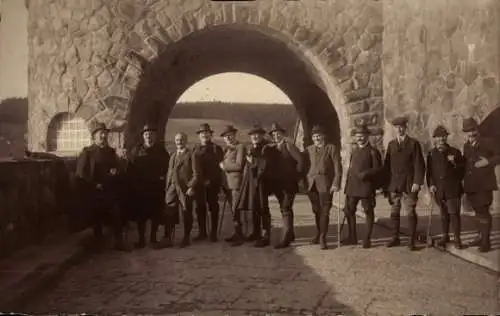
[27,0,384,159]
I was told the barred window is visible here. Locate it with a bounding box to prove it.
[47,113,91,153]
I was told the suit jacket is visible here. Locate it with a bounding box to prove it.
[345,143,383,198]
[222,142,245,190]
[305,143,342,193]
[272,140,304,190]
[192,142,224,187]
[383,136,425,193]
[75,144,120,193]
[165,148,200,210]
[128,143,170,194]
[463,137,500,193]
[426,145,465,201]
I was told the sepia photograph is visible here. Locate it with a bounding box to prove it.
[0,0,499,315]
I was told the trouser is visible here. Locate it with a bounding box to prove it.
[389,192,419,244]
[90,194,124,243]
[135,191,165,243]
[249,192,272,239]
[274,188,297,243]
[466,191,493,247]
[307,185,332,243]
[165,185,193,240]
[435,196,461,242]
[344,195,375,241]
[195,184,220,238]
[225,188,241,228]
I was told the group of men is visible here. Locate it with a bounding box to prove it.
[75,115,499,254]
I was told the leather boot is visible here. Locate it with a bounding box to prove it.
[193,211,208,241]
[230,225,245,247]
[246,211,262,242]
[341,214,358,245]
[436,215,450,248]
[408,215,418,251]
[154,223,174,249]
[386,213,401,247]
[180,217,192,248]
[274,213,293,249]
[290,212,296,242]
[310,213,320,244]
[209,210,219,242]
[319,211,330,250]
[450,214,463,249]
[363,210,374,248]
[479,219,492,253]
[255,213,271,247]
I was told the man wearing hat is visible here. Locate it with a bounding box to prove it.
[219,125,246,246]
[382,116,426,251]
[304,125,342,250]
[128,124,170,248]
[342,124,383,248]
[426,125,465,249]
[76,121,127,251]
[235,125,275,247]
[461,117,500,252]
[192,123,225,242]
[268,122,304,249]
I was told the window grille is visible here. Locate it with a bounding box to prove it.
[47,113,91,153]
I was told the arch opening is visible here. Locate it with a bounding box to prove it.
[46,112,91,155]
[126,25,341,150]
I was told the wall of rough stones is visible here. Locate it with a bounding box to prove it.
[382,0,500,209]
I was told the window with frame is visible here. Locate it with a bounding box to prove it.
[47,113,91,153]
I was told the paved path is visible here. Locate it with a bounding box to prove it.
[20,196,500,315]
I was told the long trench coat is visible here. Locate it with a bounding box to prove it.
[235,147,268,213]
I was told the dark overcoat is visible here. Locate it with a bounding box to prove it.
[345,143,383,198]
[192,141,225,188]
[463,137,500,193]
[270,140,304,193]
[426,145,465,201]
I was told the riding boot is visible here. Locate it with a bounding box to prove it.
[341,214,358,245]
[407,215,418,251]
[386,213,401,247]
[310,213,320,244]
[290,211,296,242]
[274,213,293,249]
[154,222,174,249]
[450,214,463,249]
[135,221,146,248]
[479,218,492,253]
[193,211,208,241]
[363,210,374,248]
[230,225,245,247]
[209,210,219,242]
[319,209,330,250]
[246,211,262,242]
[180,216,192,248]
[437,214,450,248]
[255,213,271,247]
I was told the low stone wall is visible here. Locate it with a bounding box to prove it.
[0,157,83,259]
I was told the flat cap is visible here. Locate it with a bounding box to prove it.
[311,125,326,135]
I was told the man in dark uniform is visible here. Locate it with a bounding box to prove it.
[236,125,274,247]
[192,123,224,242]
[343,124,382,248]
[165,132,199,248]
[426,125,465,249]
[461,117,500,253]
[128,124,170,249]
[268,122,304,249]
[382,116,426,251]
[75,122,127,251]
[219,125,246,246]
[305,125,342,250]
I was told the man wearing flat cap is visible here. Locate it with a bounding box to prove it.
[426,125,465,249]
[192,123,224,242]
[461,117,500,252]
[128,124,170,249]
[382,116,425,251]
[219,125,246,246]
[343,124,383,248]
[76,121,127,251]
[304,125,342,250]
[235,125,275,247]
[268,122,304,249]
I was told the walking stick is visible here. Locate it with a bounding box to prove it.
[426,192,435,248]
[337,192,342,249]
[218,190,229,236]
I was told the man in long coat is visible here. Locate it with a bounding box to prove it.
[343,124,382,248]
[461,117,500,252]
[268,122,304,249]
[192,123,225,242]
[382,116,426,251]
[219,125,246,246]
[128,124,170,248]
[426,125,465,249]
[75,122,127,251]
[305,125,342,250]
[236,125,274,247]
[164,132,200,248]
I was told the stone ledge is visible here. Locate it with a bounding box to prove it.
[0,229,94,310]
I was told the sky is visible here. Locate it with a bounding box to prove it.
[177,72,292,104]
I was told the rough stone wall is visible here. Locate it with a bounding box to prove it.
[26,0,384,166]
[383,0,500,209]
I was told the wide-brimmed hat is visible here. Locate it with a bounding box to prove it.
[142,124,157,134]
[248,125,266,135]
[391,116,408,126]
[220,125,238,137]
[351,124,371,136]
[462,117,479,132]
[311,125,326,136]
[196,123,214,134]
[269,122,286,134]
[89,121,109,135]
[432,125,449,137]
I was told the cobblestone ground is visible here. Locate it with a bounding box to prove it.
[22,196,499,316]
